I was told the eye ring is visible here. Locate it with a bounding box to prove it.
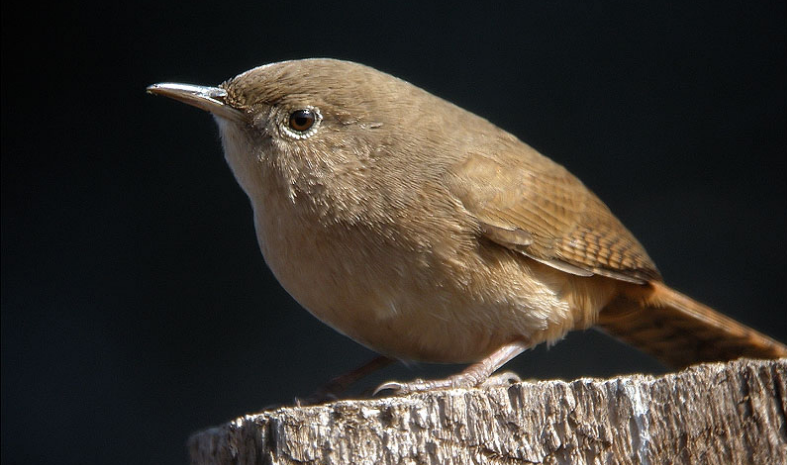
[282,107,322,139]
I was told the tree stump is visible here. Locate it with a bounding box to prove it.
[189,358,787,464]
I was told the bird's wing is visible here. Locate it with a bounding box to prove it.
[447,144,660,284]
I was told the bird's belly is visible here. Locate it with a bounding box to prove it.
[258,233,489,361]
[267,261,522,363]
[253,209,598,363]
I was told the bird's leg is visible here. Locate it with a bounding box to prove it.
[375,340,528,395]
[296,355,394,406]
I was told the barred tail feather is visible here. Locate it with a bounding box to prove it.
[597,281,787,368]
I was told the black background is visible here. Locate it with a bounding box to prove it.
[2,2,785,464]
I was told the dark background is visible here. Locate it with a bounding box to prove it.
[2,2,785,464]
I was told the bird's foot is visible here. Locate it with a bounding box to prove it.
[294,355,393,406]
[374,370,521,396]
[375,341,528,396]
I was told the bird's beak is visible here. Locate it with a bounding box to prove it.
[147,83,246,123]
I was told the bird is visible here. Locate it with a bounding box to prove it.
[148,58,787,396]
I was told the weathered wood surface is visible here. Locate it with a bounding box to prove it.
[189,358,787,464]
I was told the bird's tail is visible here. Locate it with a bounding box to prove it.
[596,281,787,368]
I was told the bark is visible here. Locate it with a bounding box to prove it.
[189,358,787,464]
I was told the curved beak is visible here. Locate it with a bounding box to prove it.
[147,83,245,123]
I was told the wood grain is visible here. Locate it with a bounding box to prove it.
[189,358,787,465]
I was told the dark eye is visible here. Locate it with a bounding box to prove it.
[288,109,316,132]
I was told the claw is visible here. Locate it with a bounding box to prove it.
[481,371,521,387]
[373,381,406,396]
[374,376,462,396]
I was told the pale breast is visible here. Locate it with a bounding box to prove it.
[251,181,614,363]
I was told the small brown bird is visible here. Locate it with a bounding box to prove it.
[148,59,786,395]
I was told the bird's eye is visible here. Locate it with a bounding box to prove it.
[288,109,316,132]
[281,107,322,139]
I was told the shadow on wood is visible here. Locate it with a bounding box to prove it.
[189,358,786,464]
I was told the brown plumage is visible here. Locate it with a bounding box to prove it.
[149,59,786,395]
[599,281,787,369]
